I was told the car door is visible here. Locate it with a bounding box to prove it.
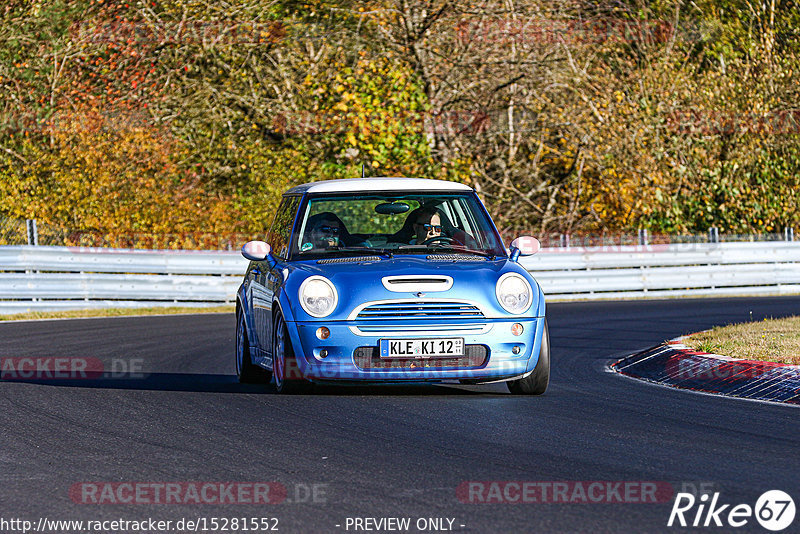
[252,195,300,360]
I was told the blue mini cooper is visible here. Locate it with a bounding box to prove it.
[235,177,549,394]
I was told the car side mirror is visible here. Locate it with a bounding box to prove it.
[241,240,271,261]
[509,236,540,262]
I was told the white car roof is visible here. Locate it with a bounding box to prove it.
[285,177,473,195]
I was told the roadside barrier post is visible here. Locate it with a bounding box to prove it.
[638,228,649,246]
[26,219,38,246]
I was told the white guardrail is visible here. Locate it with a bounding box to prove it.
[0,242,799,313]
[0,246,247,314]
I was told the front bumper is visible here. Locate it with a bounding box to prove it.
[284,317,545,383]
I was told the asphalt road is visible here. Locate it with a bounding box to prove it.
[1,297,799,533]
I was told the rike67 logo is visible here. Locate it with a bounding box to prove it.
[668,490,795,531]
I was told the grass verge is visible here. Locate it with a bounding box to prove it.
[682,316,800,365]
[0,305,235,322]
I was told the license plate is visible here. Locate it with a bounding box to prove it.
[379,338,464,359]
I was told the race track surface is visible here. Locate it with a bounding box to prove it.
[1,296,799,533]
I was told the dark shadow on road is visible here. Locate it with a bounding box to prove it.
[0,373,503,396]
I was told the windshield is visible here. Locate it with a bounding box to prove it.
[291,192,506,259]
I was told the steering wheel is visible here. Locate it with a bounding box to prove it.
[422,235,453,246]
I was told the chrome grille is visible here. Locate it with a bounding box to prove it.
[353,323,488,334]
[356,301,485,321]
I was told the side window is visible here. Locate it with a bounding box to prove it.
[267,196,300,259]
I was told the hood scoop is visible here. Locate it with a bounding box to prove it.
[382,275,453,293]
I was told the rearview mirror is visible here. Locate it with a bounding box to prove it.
[241,240,271,261]
[509,236,540,262]
[375,202,410,215]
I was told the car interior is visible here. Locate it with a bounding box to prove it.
[296,197,484,254]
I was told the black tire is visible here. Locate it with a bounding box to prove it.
[507,319,550,395]
[236,308,269,384]
[272,313,312,394]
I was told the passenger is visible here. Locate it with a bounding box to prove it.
[305,212,344,250]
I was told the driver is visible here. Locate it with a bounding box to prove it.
[411,207,443,245]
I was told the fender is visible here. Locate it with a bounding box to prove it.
[525,316,545,373]
[237,283,258,351]
[526,283,546,372]
[273,292,314,377]
[534,283,546,318]
[276,288,297,323]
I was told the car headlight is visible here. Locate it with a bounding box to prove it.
[299,276,338,318]
[495,273,533,314]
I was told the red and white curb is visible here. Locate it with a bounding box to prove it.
[611,336,800,405]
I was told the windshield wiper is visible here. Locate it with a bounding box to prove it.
[334,246,394,259]
[398,244,495,259]
[432,245,496,259]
